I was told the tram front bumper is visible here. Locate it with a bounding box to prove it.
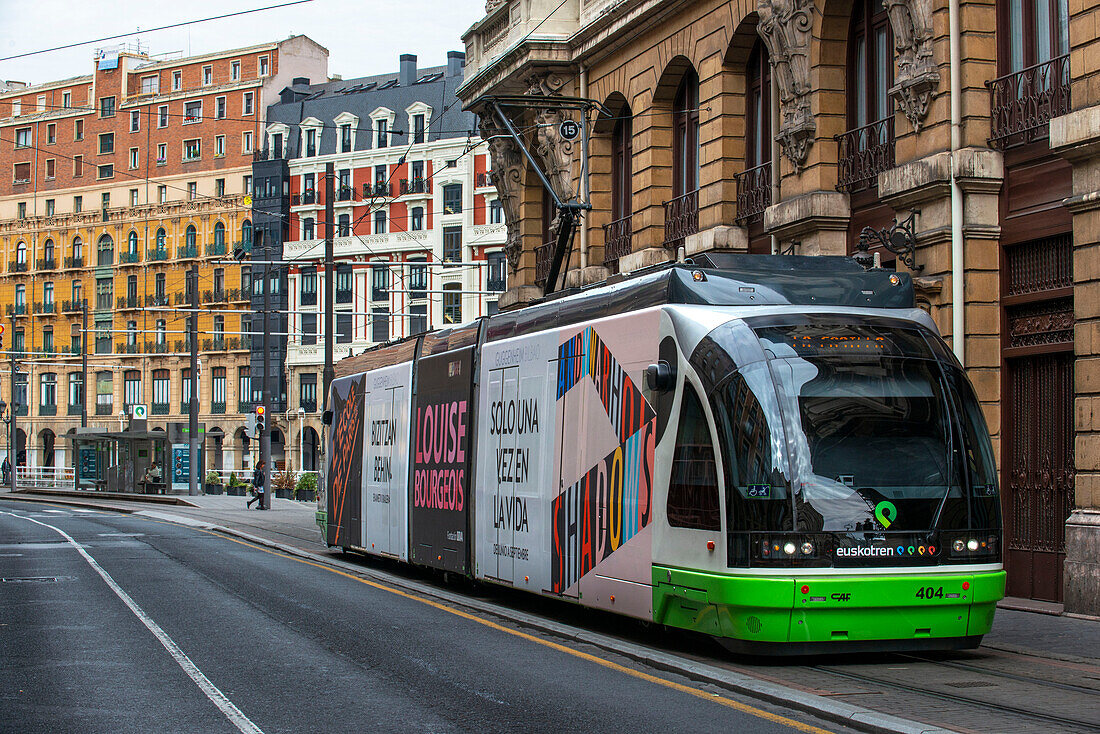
[652,566,1006,648]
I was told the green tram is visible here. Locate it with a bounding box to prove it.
[320,254,1004,653]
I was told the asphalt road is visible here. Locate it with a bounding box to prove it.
[0,499,844,734]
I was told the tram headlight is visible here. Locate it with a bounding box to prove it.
[783,542,797,556]
[952,539,965,553]
[967,539,980,552]
[800,542,814,556]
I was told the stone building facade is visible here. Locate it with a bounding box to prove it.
[457,0,1098,612]
[0,37,328,476]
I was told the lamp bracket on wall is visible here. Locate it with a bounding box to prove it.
[855,209,923,272]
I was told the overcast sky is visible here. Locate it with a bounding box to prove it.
[0,0,484,86]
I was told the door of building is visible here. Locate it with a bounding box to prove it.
[1001,234,1075,602]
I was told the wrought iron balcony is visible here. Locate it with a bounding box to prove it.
[337,186,353,201]
[734,162,771,225]
[147,248,168,261]
[602,214,633,268]
[36,257,56,270]
[836,116,895,193]
[203,289,228,303]
[62,300,82,313]
[203,337,227,351]
[39,404,57,416]
[301,291,317,306]
[8,261,27,273]
[205,242,227,256]
[291,191,316,206]
[177,244,198,259]
[119,250,141,265]
[146,294,170,307]
[336,288,353,305]
[364,182,392,198]
[95,403,113,416]
[476,172,492,188]
[145,341,170,354]
[535,240,554,286]
[400,178,430,195]
[151,403,170,415]
[6,303,27,316]
[300,400,317,414]
[68,403,84,416]
[15,404,28,417]
[64,256,84,269]
[988,54,1071,150]
[211,401,226,414]
[662,190,699,250]
[33,301,56,315]
[487,276,505,293]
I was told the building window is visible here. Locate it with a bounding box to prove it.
[95,321,112,354]
[13,164,30,185]
[14,127,31,148]
[301,313,317,345]
[242,131,253,153]
[340,123,352,152]
[40,373,57,412]
[95,278,112,310]
[172,70,182,90]
[372,263,389,301]
[99,96,115,117]
[409,258,427,298]
[101,192,111,210]
[182,368,192,405]
[487,251,506,292]
[215,135,226,157]
[156,320,166,345]
[611,111,634,223]
[203,65,213,85]
[336,265,353,303]
[69,373,83,408]
[338,213,351,237]
[99,132,114,154]
[155,272,166,298]
[443,226,462,264]
[46,123,56,144]
[411,206,424,231]
[231,60,241,80]
[72,154,84,178]
[215,178,225,197]
[372,308,389,343]
[214,222,225,249]
[412,114,425,143]
[443,184,462,214]
[141,75,159,95]
[336,311,353,343]
[127,231,138,256]
[443,284,461,324]
[673,70,700,197]
[409,304,427,335]
[129,147,139,169]
[242,219,252,245]
[74,118,83,140]
[376,118,388,148]
[184,100,202,123]
[187,182,197,200]
[130,110,140,132]
[158,105,168,128]
[243,92,254,115]
[184,138,201,160]
[303,217,315,240]
[215,96,226,119]
[62,91,71,108]
[299,374,317,412]
[258,56,270,76]
[238,367,251,410]
[212,367,226,409]
[124,370,141,408]
[489,199,503,224]
[97,164,114,180]
[746,41,771,172]
[848,0,894,132]
[374,210,387,234]
[72,237,83,260]
[185,224,197,248]
[157,143,167,164]
[153,370,170,408]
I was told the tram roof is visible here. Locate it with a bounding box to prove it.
[334,254,914,376]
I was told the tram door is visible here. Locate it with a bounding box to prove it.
[1002,235,1075,602]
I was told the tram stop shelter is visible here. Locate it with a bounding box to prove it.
[69,428,169,494]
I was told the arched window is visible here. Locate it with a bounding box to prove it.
[214,221,225,247]
[611,108,633,222]
[43,238,55,264]
[156,228,166,249]
[241,219,252,246]
[746,40,771,171]
[72,237,83,261]
[127,230,138,254]
[97,235,113,266]
[185,225,197,248]
[1001,0,1069,73]
[16,241,27,265]
[303,217,315,240]
[672,70,700,198]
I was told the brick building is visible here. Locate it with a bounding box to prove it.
[457,0,1099,612]
[252,51,507,472]
[0,36,327,476]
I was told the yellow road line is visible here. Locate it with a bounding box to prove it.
[166,523,834,734]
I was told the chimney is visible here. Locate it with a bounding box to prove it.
[399,54,417,86]
[292,77,310,86]
[446,51,466,78]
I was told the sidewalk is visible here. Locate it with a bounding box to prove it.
[4,487,1096,663]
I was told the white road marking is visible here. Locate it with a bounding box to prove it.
[97,533,146,537]
[0,511,264,734]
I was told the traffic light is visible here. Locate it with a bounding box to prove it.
[255,405,266,435]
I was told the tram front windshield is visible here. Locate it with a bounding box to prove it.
[712,321,999,535]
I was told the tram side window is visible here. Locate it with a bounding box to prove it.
[667,386,721,530]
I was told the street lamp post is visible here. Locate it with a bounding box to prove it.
[0,399,9,491]
[297,407,305,474]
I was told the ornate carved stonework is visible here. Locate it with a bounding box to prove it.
[484,0,507,13]
[478,117,524,274]
[524,72,576,203]
[884,0,940,130]
[757,0,815,171]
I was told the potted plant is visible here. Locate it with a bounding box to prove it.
[226,472,245,496]
[294,472,318,502]
[204,471,224,495]
[273,470,296,500]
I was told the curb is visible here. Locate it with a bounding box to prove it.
[125,507,954,734]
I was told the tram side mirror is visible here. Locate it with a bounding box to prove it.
[646,361,675,393]
[322,409,334,426]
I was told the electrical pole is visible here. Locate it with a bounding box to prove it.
[81,299,88,429]
[323,161,335,411]
[261,262,272,509]
[188,264,199,496]
[9,314,16,493]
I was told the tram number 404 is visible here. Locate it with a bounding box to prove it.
[915,586,945,599]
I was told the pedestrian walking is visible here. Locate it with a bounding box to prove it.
[1,457,10,485]
[247,460,266,510]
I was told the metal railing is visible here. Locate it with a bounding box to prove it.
[988,54,1071,149]
[535,240,554,286]
[177,244,198,259]
[64,256,84,269]
[119,250,141,265]
[14,465,74,489]
[33,301,56,315]
[8,261,28,273]
[205,242,227,256]
[734,162,771,224]
[662,190,698,250]
[603,214,633,267]
[476,172,492,188]
[36,257,56,270]
[400,178,430,195]
[364,182,392,198]
[836,116,895,193]
[147,248,168,261]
